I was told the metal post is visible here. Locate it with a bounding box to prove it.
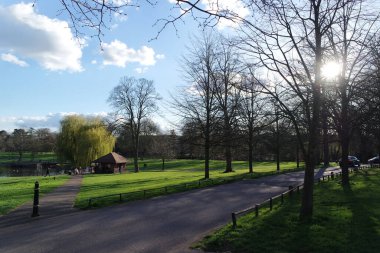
[31,181,39,217]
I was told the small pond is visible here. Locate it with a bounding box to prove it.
[0,165,65,177]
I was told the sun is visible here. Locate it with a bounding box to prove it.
[321,61,342,79]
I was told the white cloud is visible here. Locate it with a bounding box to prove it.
[91,60,97,64]
[101,40,158,67]
[1,53,28,67]
[156,54,165,60]
[0,112,109,132]
[135,67,148,74]
[0,3,83,72]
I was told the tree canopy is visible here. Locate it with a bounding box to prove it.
[56,115,115,167]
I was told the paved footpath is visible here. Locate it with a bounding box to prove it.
[0,175,83,228]
[0,169,336,253]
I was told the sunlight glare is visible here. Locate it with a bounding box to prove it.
[321,61,341,79]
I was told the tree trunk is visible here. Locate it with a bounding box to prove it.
[276,108,280,172]
[340,78,350,185]
[300,157,315,220]
[134,137,140,173]
[204,123,210,179]
[300,13,322,220]
[248,129,254,173]
[224,115,233,173]
[296,141,300,169]
[322,96,329,167]
[225,145,232,173]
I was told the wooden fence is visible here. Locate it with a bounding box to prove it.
[86,167,304,208]
[231,165,379,228]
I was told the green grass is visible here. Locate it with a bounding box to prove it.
[75,159,303,208]
[0,175,69,215]
[0,152,57,163]
[197,168,380,253]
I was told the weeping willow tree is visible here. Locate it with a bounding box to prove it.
[57,115,115,167]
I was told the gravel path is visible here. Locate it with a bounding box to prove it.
[0,169,336,253]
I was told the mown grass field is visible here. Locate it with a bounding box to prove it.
[75,159,303,208]
[197,168,380,253]
[0,175,69,215]
[0,152,57,163]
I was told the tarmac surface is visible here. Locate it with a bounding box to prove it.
[0,175,83,227]
[0,168,338,253]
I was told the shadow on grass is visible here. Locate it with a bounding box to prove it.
[200,170,380,253]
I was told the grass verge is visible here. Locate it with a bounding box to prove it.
[196,168,380,253]
[0,175,69,215]
[75,159,304,209]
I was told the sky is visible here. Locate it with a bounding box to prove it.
[0,0,249,133]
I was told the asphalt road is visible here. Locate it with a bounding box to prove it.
[0,170,317,253]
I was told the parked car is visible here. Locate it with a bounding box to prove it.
[368,156,380,165]
[339,156,361,167]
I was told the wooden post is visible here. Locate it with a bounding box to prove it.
[281,193,284,204]
[297,185,300,193]
[255,204,259,217]
[232,213,237,228]
[119,193,122,202]
[269,197,273,210]
[31,181,39,217]
[331,172,334,180]
[288,186,293,197]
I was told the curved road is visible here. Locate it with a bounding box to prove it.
[0,170,326,253]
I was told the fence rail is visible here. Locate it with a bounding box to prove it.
[86,167,305,208]
[231,164,379,228]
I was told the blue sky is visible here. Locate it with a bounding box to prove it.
[0,1,196,132]
[0,0,246,132]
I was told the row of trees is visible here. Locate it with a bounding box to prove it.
[0,128,56,161]
[164,0,380,220]
[5,0,380,222]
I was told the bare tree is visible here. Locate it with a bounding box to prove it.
[232,1,341,220]
[172,33,219,179]
[239,74,265,173]
[214,38,243,173]
[108,77,161,172]
[325,0,379,185]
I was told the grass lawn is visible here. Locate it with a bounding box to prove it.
[0,152,57,163]
[75,159,303,208]
[0,175,69,215]
[197,168,380,253]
